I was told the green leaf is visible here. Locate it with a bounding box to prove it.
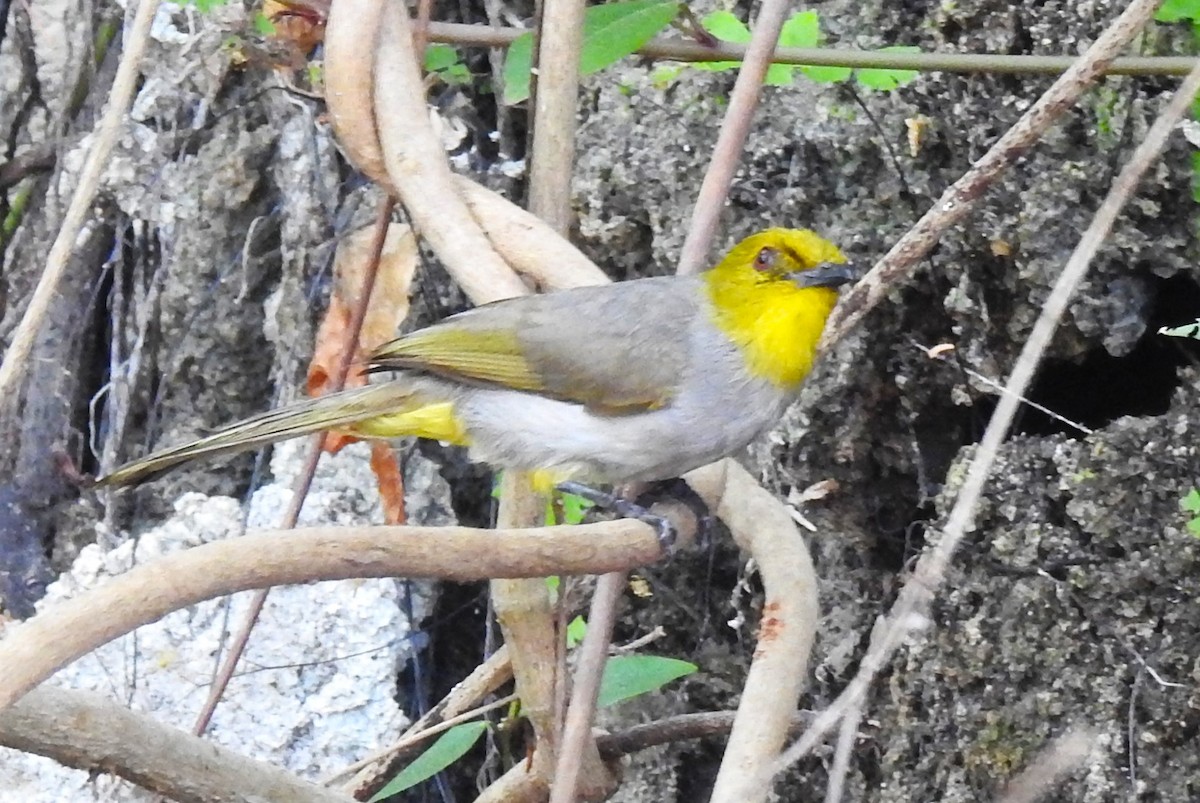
[1181,488,1200,514]
[441,63,473,85]
[1188,517,1200,538]
[579,0,680,75]
[192,0,227,13]
[778,10,819,48]
[693,10,750,71]
[1156,0,1200,23]
[504,1,679,103]
[369,722,488,800]
[503,33,534,104]
[855,46,921,90]
[253,12,276,36]
[566,615,588,648]
[597,655,697,707]
[1158,319,1200,339]
[802,64,853,83]
[560,491,594,525]
[426,43,460,72]
[1191,151,1200,204]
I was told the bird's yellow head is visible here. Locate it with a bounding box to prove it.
[703,228,856,389]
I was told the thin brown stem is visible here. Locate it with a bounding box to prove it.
[189,196,395,737]
[425,20,1198,76]
[676,0,793,273]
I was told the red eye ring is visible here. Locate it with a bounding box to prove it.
[754,247,775,270]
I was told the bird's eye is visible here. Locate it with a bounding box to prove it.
[754,247,776,271]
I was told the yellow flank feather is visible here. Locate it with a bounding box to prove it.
[352,401,471,445]
[373,328,545,392]
[702,228,847,389]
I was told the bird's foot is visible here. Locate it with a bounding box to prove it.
[555,479,713,556]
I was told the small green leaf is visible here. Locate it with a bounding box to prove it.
[1158,319,1200,339]
[566,615,588,648]
[778,10,819,48]
[802,64,853,83]
[1188,517,1200,537]
[1156,0,1200,23]
[651,63,684,86]
[192,0,227,13]
[426,43,460,72]
[694,10,750,71]
[1191,151,1200,204]
[253,12,276,36]
[504,0,679,103]
[579,0,680,75]
[442,63,473,85]
[503,33,534,104]
[1181,488,1200,514]
[369,722,488,800]
[597,655,697,707]
[855,46,920,90]
[560,492,594,525]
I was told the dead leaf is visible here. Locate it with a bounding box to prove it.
[307,221,418,455]
[370,442,407,524]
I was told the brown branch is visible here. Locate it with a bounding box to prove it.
[676,0,793,273]
[425,21,1198,77]
[549,570,623,803]
[684,460,820,803]
[0,0,161,410]
[526,0,585,234]
[775,1,1194,775]
[596,711,815,758]
[336,645,513,796]
[0,686,354,803]
[0,519,662,712]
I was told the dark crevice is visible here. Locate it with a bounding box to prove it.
[1013,272,1200,436]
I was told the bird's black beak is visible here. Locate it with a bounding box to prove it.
[789,262,862,289]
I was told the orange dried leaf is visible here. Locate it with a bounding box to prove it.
[306,222,418,456]
[370,442,407,524]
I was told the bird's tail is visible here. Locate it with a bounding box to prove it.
[94,382,428,488]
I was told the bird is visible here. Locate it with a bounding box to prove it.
[94,228,857,505]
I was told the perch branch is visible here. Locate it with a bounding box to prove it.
[0,519,662,711]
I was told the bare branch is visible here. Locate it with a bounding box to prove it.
[0,519,661,711]
[0,686,354,803]
[676,0,794,273]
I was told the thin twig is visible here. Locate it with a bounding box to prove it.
[676,0,793,273]
[775,25,1200,776]
[424,21,1199,77]
[595,710,816,758]
[190,196,395,738]
[336,645,513,794]
[0,0,161,409]
[549,571,625,803]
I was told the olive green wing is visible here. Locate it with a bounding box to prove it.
[369,277,700,412]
